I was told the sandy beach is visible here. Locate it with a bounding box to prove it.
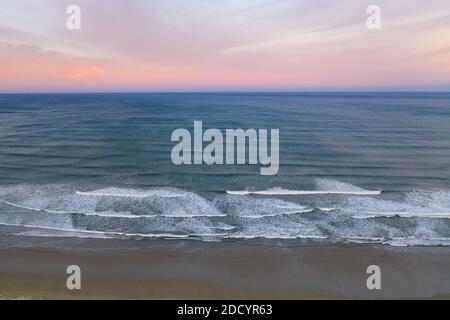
[0,236,449,300]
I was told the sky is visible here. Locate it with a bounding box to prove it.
[0,0,449,92]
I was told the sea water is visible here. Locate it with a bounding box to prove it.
[0,92,449,246]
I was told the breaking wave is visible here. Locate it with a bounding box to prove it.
[227,180,382,196]
[0,180,449,246]
[76,187,188,198]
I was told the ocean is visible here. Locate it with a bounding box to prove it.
[0,92,449,246]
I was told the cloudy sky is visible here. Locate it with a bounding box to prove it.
[0,0,449,92]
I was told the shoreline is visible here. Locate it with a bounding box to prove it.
[0,236,449,299]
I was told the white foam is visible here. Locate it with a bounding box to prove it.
[384,237,450,247]
[317,207,336,212]
[225,234,328,240]
[353,212,450,219]
[331,235,450,246]
[341,191,450,220]
[190,233,229,237]
[227,180,381,196]
[160,213,227,218]
[1,200,158,219]
[0,222,190,239]
[3,200,227,219]
[2,201,68,214]
[0,185,227,238]
[1,183,450,246]
[227,188,381,196]
[242,209,314,219]
[345,236,384,242]
[0,185,224,219]
[215,196,312,219]
[76,187,188,198]
[214,225,236,231]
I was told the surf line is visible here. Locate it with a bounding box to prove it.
[171,121,279,175]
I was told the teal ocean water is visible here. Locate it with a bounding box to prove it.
[0,93,449,246]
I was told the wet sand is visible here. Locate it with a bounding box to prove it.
[0,236,449,299]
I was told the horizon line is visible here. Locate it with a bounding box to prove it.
[1,90,450,95]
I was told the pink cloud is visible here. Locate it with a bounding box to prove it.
[0,0,449,91]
